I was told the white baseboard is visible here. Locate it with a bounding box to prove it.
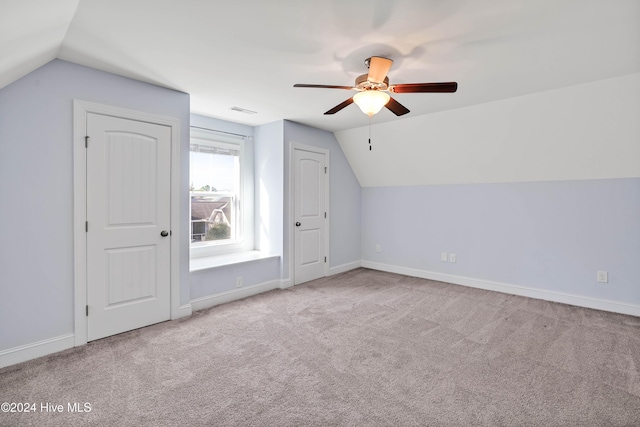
[362,261,640,317]
[0,334,75,369]
[191,280,281,312]
[329,260,361,276]
[279,278,293,289]
[280,261,360,288]
[173,303,192,319]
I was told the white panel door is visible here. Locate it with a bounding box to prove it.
[86,113,171,341]
[294,149,326,285]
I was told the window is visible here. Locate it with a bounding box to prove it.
[190,127,253,258]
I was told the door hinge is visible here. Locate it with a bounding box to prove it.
[324,167,327,174]
[85,221,88,232]
[324,256,327,263]
[86,305,89,316]
[324,212,327,218]
[85,136,89,148]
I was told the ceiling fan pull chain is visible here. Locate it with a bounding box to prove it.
[368,116,372,151]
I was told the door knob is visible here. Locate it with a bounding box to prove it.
[295,222,301,227]
[160,230,169,237]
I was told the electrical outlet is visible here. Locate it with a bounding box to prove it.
[236,276,243,288]
[449,253,457,263]
[376,245,381,253]
[597,271,608,283]
[441,252,448,262]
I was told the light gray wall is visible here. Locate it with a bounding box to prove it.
[0,59,190,351]
[254,121,284,258]
[191,114,254,139]
[190,257,281,300]
[362,178,640,305]
[283,120,361,279]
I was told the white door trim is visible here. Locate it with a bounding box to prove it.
[73,100,183,346]
[288,142,330,285]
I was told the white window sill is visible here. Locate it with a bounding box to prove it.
[189,250,280,272]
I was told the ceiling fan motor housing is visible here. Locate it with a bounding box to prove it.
[355,74,389,91]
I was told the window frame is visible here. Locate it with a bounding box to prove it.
[189,127,254,259]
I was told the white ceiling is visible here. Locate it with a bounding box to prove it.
[1,0,639,132]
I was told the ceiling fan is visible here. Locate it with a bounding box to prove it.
[294,56,458,117]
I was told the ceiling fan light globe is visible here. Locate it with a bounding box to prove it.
[353,90,390,117]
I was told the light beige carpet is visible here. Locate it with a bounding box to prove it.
[1,268,640,426]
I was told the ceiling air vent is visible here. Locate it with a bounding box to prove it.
[230,106,257,115]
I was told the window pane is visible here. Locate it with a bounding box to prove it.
[190,193,234,242]
[190,150,238,193]
[189,147,240,244]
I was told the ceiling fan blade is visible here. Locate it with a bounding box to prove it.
[324,97,354,115]
[389,82,458,93]
[367,57,393,83]
[294,84,354,90]
[385,97,410,116]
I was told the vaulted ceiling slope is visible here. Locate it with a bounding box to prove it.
[0,0,80,89]
[1,0,639,132]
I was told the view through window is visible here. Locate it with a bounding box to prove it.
[190,130,242,247]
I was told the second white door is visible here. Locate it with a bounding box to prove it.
[294,148,327,285]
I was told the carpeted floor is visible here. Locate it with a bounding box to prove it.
[1,268,640,426]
